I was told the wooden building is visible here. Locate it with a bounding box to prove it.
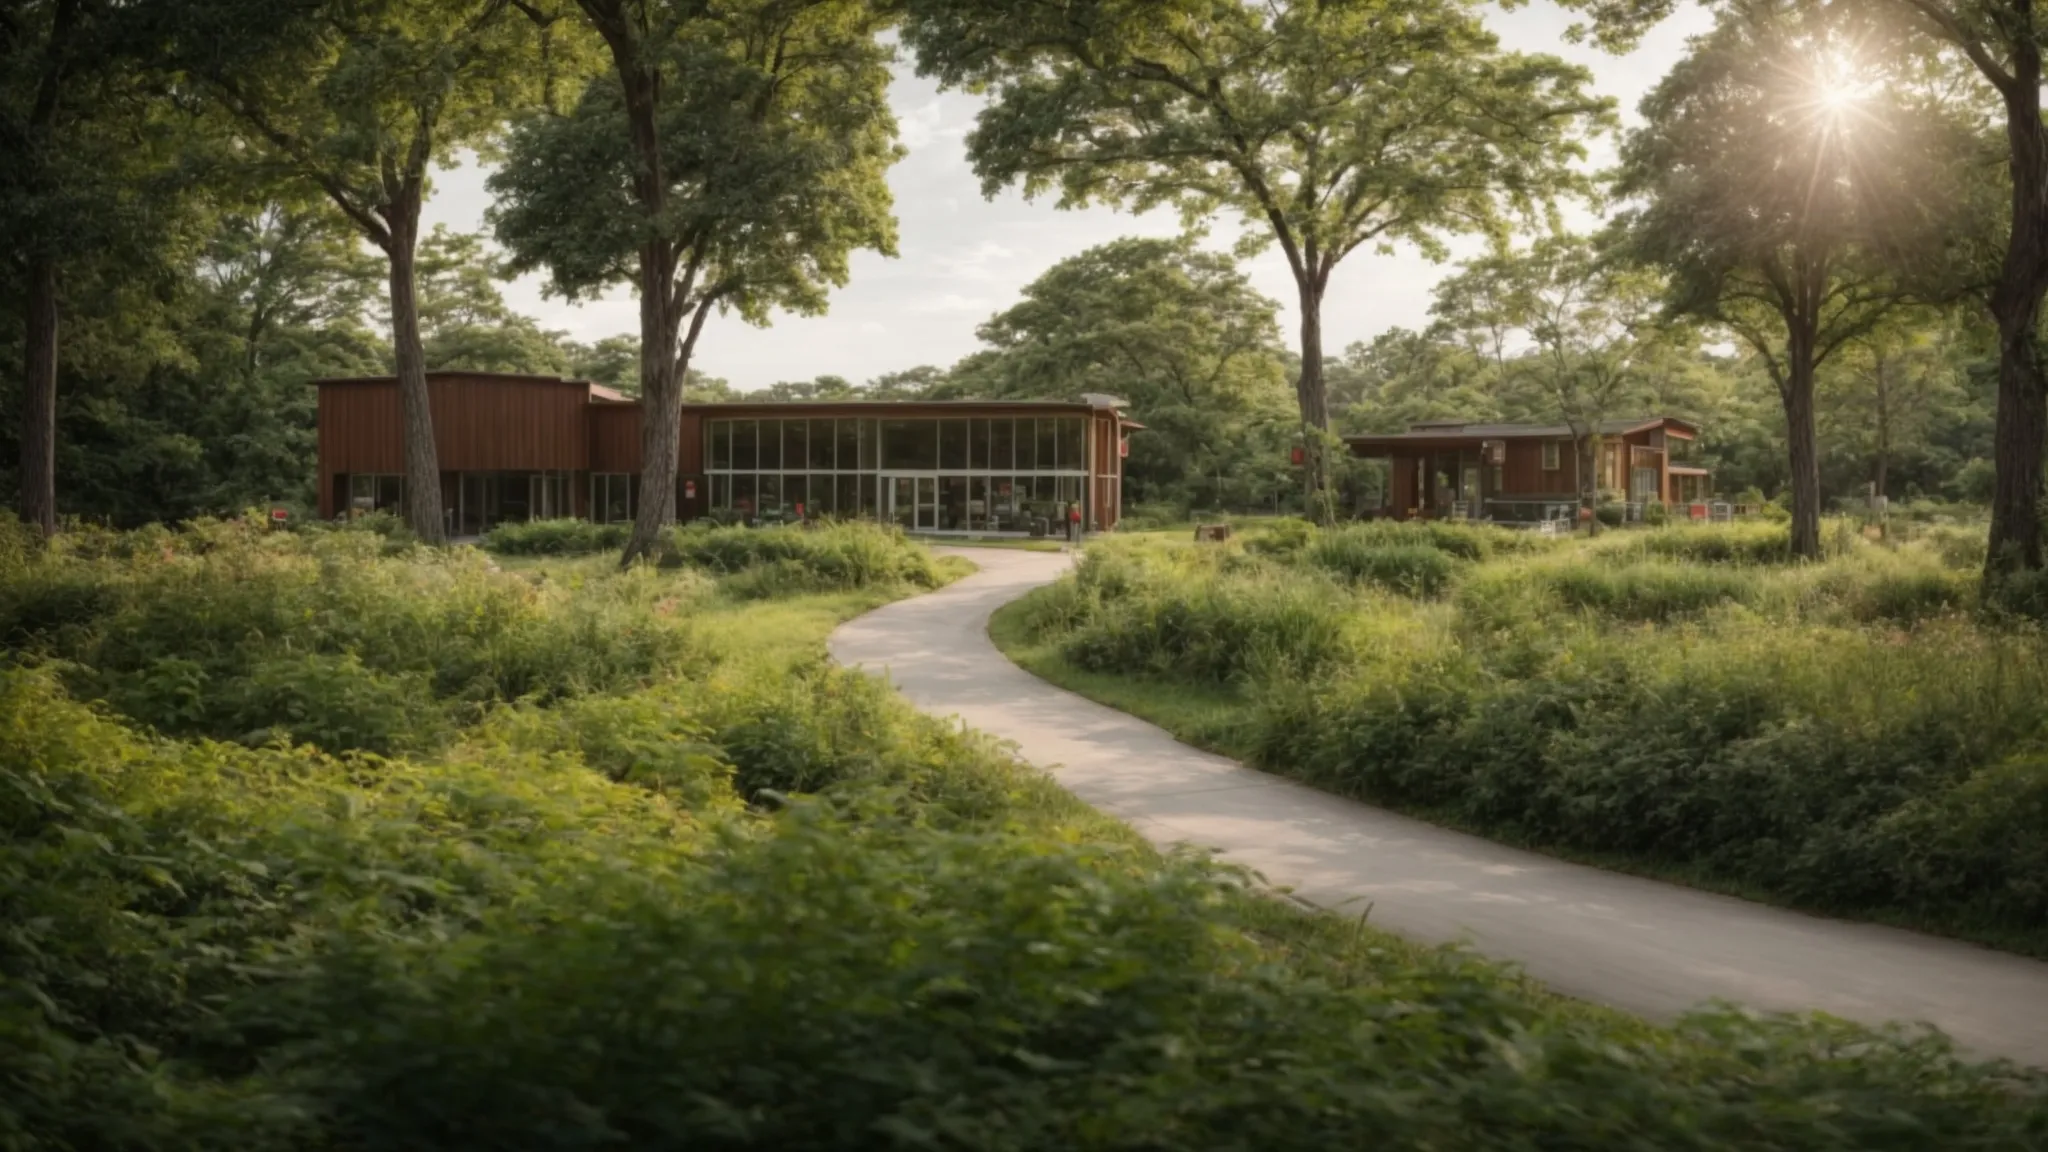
[1346,417,1711,524]
[315,371,1136,536]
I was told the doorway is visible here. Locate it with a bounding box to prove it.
[885,474,937,531]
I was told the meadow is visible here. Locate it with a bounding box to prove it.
[998,517,2048,958]
[4,513,2046,1148]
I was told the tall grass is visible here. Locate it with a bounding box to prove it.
[5,514,2046,1147]
[1021,530,2048,952]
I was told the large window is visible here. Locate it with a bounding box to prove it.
[348,473,403,514]
[702,414,1093,531]
[592,473,636,524]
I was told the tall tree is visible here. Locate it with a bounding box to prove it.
[1432,235,1671,529]
[899,0,1609,522]
[1562,0,2048,588]
[1612,0,1960,557]
[490,0,900,564]
[2,1,195,536]
[158,0,575,542]
[1821,321,1972,500]
[960,236,1295,509]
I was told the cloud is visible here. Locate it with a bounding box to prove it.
[859,321,888,334]
[912,293,996,315]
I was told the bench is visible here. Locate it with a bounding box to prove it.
[1194,523,1233,543]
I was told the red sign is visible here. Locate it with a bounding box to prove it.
[1290,446,1305,466]
[684,480,697,499]
[269,507,289,522]
[1119,438,1129,458]
[795,502,805,518]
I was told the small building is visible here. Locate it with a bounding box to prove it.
[314,370,1136,536]
[1346,417,1711,524]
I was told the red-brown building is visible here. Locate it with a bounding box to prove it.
[1346,417,1711,524]
[315,371,1136,536]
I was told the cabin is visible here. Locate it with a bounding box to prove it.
[1346,417,1712,525]
[314,370,1137,536]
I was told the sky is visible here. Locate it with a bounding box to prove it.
[420,1,1715,392]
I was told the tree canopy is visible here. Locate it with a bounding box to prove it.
[899,0,1610,520]
[491,0,900,562]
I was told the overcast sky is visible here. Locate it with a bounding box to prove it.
[420,1,1714,392]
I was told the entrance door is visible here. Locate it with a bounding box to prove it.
[885,475,940,531]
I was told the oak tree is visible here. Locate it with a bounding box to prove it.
[1611,0,1962,557]
[899,0,1609,522]
[157,0,577,542]
[492,0,899,564]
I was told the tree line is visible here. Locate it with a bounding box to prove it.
[6,0,2047,586]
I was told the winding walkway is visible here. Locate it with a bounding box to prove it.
[829,548,2048,1066]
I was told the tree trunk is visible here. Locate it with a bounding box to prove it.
[385,217,447,545]
[1576,433,1600,536]
[621,244,685,567]
[1986,57,2048,584]
[1782,330,1823,561]
[18,256,59,539]
[1295,278,1334,524]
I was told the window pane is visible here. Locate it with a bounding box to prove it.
[990,419,1014,471]
[712,474,730,509]
[786,474,808,514]
[969,476,988,532]
[992,476,1020,531]
[857,473,878,518]
[808,419,835,469]
[1057,417,1083,472]
[760,473,782,514]
[858,419,878,469]
[940,477,968,531]
[1036,419,1057,471]
[836,419,859,472]
[732,420,758,470]
[784,420,808,469]
[760,419,783,469]
[1058,475,1083,504]
[351,474,372,500]
[939,420,968,469]
[969,419,989,470]
[882,419,938,469]
[734,473,756,515]
[378,475,403,510]
[836,474,858,518]
[1016,420,1037,470]
[709,421,731,470]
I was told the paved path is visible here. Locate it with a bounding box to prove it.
[830,548,2048,1066]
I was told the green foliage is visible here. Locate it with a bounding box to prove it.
[661,521,942,594]
[483,517,630,556]
[8,518,2048,1146]
[1019,530,2045,951]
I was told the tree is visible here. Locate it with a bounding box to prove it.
[492,0,899,564]
[158,0,574,542]
[3,1,198,536]
[1432,235,1671,529]
[1561,0,2048,587]
[1611,0,1961,557]
[899,0,1609,522]
[961,236,1295,510]
[1821,321,1973,500]
[412,226,578,375]
[1325,331,1502,433]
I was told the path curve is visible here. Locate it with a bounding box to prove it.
[830,548,2048,1066]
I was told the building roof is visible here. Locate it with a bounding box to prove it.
[1347,416,1698,446]
[311,371,1131,415]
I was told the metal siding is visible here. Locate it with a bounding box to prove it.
[589,404,643,474]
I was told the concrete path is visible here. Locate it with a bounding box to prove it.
[829,548,2048,1067]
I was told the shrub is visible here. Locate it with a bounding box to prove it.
[483,518,630,556]
[1307,534,1456,596]
[1601,521,1793,565]
[663,521,941,590]
[1595,502,1624,527]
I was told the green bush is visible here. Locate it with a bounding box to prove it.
[1307,535,1456,596]
[483,517,630,555]
[8,527,2048,1149]
[663,520,941,591]
[1600,521,1793,565]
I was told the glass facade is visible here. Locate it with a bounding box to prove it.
[704,415,1090,532]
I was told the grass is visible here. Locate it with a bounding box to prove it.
[8,513,2048,1146]
[990,520,2048,960]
